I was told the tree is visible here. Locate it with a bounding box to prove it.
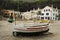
[37,11,41,15]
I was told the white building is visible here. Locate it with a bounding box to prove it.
[21,8,41,20]
[19,6,59,20]
[22,11,38,20]
[39,6,58,20]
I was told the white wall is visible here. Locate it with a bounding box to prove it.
[40,6,58,20]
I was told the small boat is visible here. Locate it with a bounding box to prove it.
[13,21,49,36]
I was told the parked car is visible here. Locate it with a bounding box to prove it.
[13,21,49,36]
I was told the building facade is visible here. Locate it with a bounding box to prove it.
[39,6,58,20]
[2,6,58,21]
[21,6,58,20]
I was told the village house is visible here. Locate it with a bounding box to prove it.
[39,6,58,20]
[22,6,59,20]
[21,8,41,20]
[1,6,59,21]
[1,9,21,20]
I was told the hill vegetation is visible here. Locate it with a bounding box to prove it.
[0,0,60,12]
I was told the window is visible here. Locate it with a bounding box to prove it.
[45,9,50,11]
[46,9,47,11]
[41,13,44,15]
[41,17,44,19]
[49,9,50,11]
[45,17,47,19]
[48,17,50,20]
[46,13,49,15]
[45,17,50,20]
[44,9,45,12]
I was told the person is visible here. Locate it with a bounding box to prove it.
[8,13,14,23]
[10,13,13,18]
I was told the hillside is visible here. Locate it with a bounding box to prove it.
[0,0,60,12]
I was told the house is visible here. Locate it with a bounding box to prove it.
[22,10,38,20]
[1,9,21,20]
[21,8,42,20]
[39,6,58,20]
[22,6,59,20]
[2,6,58,21]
